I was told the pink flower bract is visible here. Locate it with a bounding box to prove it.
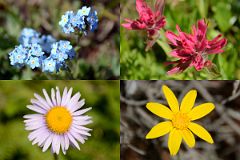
[122,0,166,51]
[165,19,227,75]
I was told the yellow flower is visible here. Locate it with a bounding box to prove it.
[146,85,215,156]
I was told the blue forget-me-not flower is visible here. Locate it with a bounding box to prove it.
[59,6,98,35]
[9,28,75,73]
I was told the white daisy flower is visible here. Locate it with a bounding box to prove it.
[24,87,92,154]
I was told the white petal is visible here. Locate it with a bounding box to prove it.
[51,88,57,106]
[73,119,92,126]
[27,105,46,114]
[70,130,85,144]
[67,132,80,150]
[23,115,43,120]
[73,115,91,121]
[43,89,53,107]
[28,127,45,141]
[31,99,48,111]
[56,87,62,106]
[60,87,68,106]
[72,107,91,116]
[42,134,53,152]
[63,88,73,107]
[71,100,85,113]
[38,131,51,146]
[72,125,92,131]
[71,126,91,137]
[34,93,50,109]
[64,134,69,150]
[60,135,66,155]
[66,92,80,111]
[25,122,45,131]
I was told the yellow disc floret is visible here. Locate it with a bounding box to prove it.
[46,107,72,134]
[172,112,190,130]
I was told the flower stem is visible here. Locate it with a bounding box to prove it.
[53,154,58,160]
[66,66,74,79]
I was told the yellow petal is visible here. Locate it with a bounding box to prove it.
[188,103,215,120]
[181,129,195,148]
[180,90,197,113]
[146,102,173,119]
[168,128,182,156]
[162,85,179,113]
[188,122,214,144]
[146,121,173,139]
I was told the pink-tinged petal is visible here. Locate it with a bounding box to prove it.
[166,31,179,46]
[122,19,147,30]
[42,133,53,152]
[121,23,132,30]
[207,38,227,54]
[154,0,165,16]
[191,55,205,71]
[155,17,166,29]
[167,60,191,75]
[73,119,92,126]
[196,19,207,42]
[136,0,153,21]
[170,50,192,59]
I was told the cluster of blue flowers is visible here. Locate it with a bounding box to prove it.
[9,28,75,73]
[59,6,98,34]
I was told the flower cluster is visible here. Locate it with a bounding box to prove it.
[122,0,228,75]
[9,28,75,73]
[165,20,227,75]
[122,0,166,51]
[59,6,98,35]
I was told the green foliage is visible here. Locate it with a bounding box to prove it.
[120,0,240,80]
[0,0,119,80]
[0,81,120,160]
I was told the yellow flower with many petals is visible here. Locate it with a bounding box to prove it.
[146,85,215,156]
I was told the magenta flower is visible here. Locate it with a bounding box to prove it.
[122,0,166,51]
[165,19,227,75]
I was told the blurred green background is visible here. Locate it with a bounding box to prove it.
[121,0,240,80]
[0,0,120,80]
[0,80,120,160]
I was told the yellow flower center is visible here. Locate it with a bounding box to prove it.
[172,112,190,130]
[46,107,72,134]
